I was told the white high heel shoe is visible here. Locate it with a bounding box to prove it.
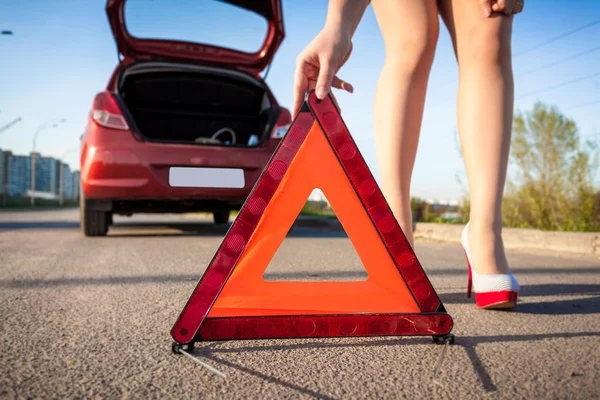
[461,222,520,309]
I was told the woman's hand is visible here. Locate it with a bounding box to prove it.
[292,26,354,116]
[479,0,524,17]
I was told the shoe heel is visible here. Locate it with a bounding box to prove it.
[464,251,472,298]
[461,222,519,310]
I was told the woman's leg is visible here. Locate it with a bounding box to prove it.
[371,0,440,248]
[438,1,514,274]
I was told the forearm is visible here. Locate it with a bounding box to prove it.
[324,0,370,38]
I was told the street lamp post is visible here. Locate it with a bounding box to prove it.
[31,119,66,207]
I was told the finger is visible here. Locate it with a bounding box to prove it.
[512,0,524,14]
[306,77,318,92]
[491,0,505,12]
[315,56,335,100]
[502,0,516,14]
[292,61,308,116]
[331,76,354,93]
[292,79,306,117]
[478,0,492,17]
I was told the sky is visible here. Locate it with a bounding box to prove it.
[0,0,599,201]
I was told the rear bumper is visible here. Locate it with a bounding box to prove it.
[80,138,279,206]
[85,198,246,214]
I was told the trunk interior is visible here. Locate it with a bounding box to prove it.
[118,63,277,147]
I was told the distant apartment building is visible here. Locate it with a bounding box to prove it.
[34,154,59,194]
[55,162,80,200]
[53,159,61,194]
[7,154,31,196]
[72,171,80,199]
[7,153,59,197]
[425,198,460,211]
[1,150,11,197]
[0,150,80,201]
[62,163,75,199]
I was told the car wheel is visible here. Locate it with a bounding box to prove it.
[80,193,109,237]
[213,210,230,225]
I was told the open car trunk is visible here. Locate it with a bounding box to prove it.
[118,63,278,147]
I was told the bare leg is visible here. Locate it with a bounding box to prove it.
[439,1,514,274]
[371,0,439,248]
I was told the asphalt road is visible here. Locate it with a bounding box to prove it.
[1,209,599,399]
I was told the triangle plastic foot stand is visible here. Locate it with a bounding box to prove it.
[170,90,453,348]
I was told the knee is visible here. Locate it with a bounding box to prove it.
[459,20,512,69]
[383,26,439,77]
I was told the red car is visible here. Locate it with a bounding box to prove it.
[80,0,291,236]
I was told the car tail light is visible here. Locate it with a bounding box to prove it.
[91,91,129,130]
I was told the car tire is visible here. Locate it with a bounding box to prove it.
[80,193,109,237]
[213,210,230,225]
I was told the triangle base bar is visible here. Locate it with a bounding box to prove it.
[196,313,453,341]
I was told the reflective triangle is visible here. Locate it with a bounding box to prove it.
[171,91,452,344]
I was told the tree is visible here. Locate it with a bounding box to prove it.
[503,102,599,231]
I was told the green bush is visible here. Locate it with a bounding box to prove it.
[503,102,599,232]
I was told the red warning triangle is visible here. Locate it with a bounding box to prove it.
[171,92,452,344]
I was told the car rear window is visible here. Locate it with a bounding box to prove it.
[124,0,269,54]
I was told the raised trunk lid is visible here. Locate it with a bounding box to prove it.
[106,0,285,74]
